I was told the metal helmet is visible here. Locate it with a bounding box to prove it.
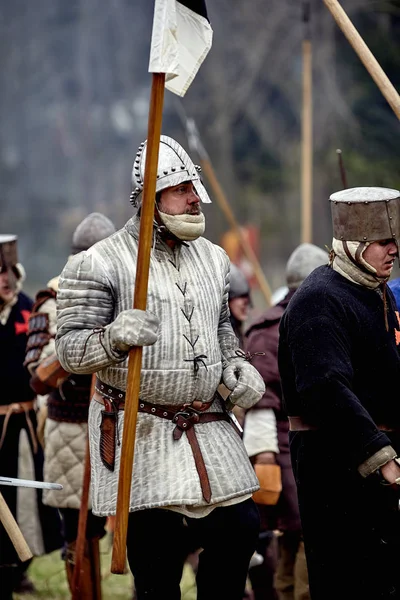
[330,187,400,243]
[129,135,211,208]
[229,263,250,300]
[71,212,116,254]
[286,243,329,289]
[0,234,21,292]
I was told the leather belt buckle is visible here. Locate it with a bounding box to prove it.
[172,408,200,440]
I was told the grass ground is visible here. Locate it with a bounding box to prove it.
[14,533,197,600]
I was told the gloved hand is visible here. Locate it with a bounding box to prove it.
[222,358,265,409]
[107,309,160,353]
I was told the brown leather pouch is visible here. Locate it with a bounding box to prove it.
[100,410,117,471]
[31,353,70,395]
[252,463,282,506]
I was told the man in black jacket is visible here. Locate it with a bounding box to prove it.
[278,187,400,600]
[244,243,328,600]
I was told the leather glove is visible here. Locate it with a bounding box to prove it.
[222,358,265,409]
[107,309,160,354]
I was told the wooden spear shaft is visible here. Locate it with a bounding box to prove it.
[72,375,96,599]
[323,0,400,121]
[111,72,165,574]
[200,159,272,306]
[301,36,313,244]
[336,149,348,189]
[0,492,32,562]
[182,115,272,306]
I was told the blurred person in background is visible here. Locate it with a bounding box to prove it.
[388,275,400,310]
[24,213,116,599]
[226,261,253,434]
[0,234,62,599]
[229,262,252,347]
[243,243,328,600]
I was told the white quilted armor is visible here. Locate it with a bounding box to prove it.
[56,217,263,515]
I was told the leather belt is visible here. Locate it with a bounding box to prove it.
[289,416,400,433]
[288,416,318,431]
[47,396,89,423]
[0,400,37,454]
[93,378,231,503]
[376,424,400,432]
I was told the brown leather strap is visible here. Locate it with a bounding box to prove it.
[288,416,318,431]
[186,427,212,502]
[93,379,230,503]
[0,401,35,416]
[377,424,400,432]
[288,416,400,433]
[0,401,37,454]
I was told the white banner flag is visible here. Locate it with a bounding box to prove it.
[149,0,213,97]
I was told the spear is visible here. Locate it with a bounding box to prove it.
[0,477,62,563]
[323,0,400,121]
[0,492,32,562]
[72,375,97,599]
[181,113,272,307]
[0,479,62,562]
[111,72,165,575]
[111,0,213,574]
[336,148,348,189]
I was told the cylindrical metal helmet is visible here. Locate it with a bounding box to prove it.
[286,243,329,289]
[0,234,20,292]
[330,187,400,242]
[71,212,116,254]
[129,135,212,208]
[0,234,18,274]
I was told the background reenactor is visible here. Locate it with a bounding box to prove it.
[24,213,116,598]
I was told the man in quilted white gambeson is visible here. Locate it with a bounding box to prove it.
[55,135,265,600]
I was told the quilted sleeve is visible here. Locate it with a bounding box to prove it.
[55,251,124,374]
[32,297,57,370]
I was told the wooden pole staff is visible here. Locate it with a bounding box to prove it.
[0,492,32,562]
[111,72,165,574]
[323,0,400,121]
[200,160,272,306]
[183,116,272,306]
[301,0,313,244]
[336,148,348,189]
[72,375,96,599]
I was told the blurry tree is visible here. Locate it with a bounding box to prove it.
[0,0,398,298]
